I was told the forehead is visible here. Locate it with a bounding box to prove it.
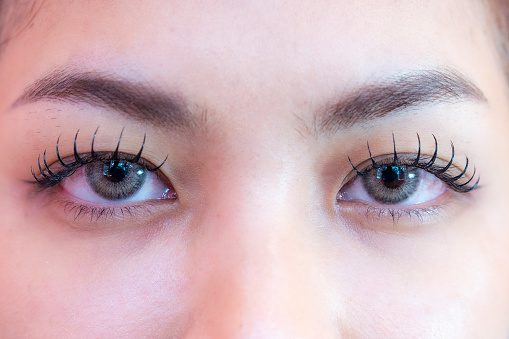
[0,0,499,127]
[26,1,489,69]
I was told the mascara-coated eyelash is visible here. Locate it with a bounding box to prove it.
[31,127,167,188]
[347,133,480,193]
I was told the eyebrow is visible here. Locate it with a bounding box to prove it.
[13,68,486,136]
[318,69,487,133]
[12,68,202,131]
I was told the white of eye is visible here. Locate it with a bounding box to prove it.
[60,165,173,205]
[337,169,448,206]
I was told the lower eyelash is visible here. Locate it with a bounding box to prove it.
[363,204,442,224]
[334,200,446,228]
[62,201,156,223]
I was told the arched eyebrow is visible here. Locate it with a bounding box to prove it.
[12,67,486,136]
[12,68,205,132]
[317,69,487,134]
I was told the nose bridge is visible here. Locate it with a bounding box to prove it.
[185,165,338,338]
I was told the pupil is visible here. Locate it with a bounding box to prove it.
[381,166,405,189]
[104,162,128,182]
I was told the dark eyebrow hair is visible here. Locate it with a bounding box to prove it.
[318,69,487,133]
[12,68,203,131]
[13,67,486,137]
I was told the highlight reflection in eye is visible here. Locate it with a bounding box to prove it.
[337,134,479,209]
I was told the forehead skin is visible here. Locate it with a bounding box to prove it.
[0,0,505,121]
[0,0,509,338]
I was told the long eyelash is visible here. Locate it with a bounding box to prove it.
[31,128,166,188]
[43,150,56,177]
[56,135,73,169]
[91,126,99,158]
[423,134,438,169]
[392,132,398,165]
[367,142,380,169]
[37,154,51,180]
[410,133,421,167]
[351,134,398,175]
[349,134,480,193]
[113,127,125,160]
[74,130,84,165]
[131,133,145,163]
[147,155,167,172]
[348,156,366,176]
[436,141,454,174]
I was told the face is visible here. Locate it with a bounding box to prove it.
[0,0,508,337]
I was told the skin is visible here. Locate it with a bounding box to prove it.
[0,0,509,337]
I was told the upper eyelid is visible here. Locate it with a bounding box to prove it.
[70,127,146,167]
[33,140,169,187]
[51,151,160,168]
[32,151,160,188]
[348,134,474,178]
[347,152,479,193]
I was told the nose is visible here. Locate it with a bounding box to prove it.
[182,176,339,338]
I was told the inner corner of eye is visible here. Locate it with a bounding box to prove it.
[337,178,356,200]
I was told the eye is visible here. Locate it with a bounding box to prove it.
[337,134,480,214]
[60,159,176,204]
[337,164,448,206]
[31,129,177,208]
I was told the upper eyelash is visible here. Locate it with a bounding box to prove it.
[31,128,167,188]
[347,133,480,193]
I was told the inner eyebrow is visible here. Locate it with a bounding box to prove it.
[12,68,203,131]
[318,69,487,134]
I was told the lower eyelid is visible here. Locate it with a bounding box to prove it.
[334,200,449,231]
[31,186,178,230]
[58,199,174,229]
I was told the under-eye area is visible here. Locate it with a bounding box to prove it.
[336,134,479,225]
[30,128,177,224]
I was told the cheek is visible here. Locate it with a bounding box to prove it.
[0,216,194,337]
[53,260,191,336]
[320,213,509,337]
